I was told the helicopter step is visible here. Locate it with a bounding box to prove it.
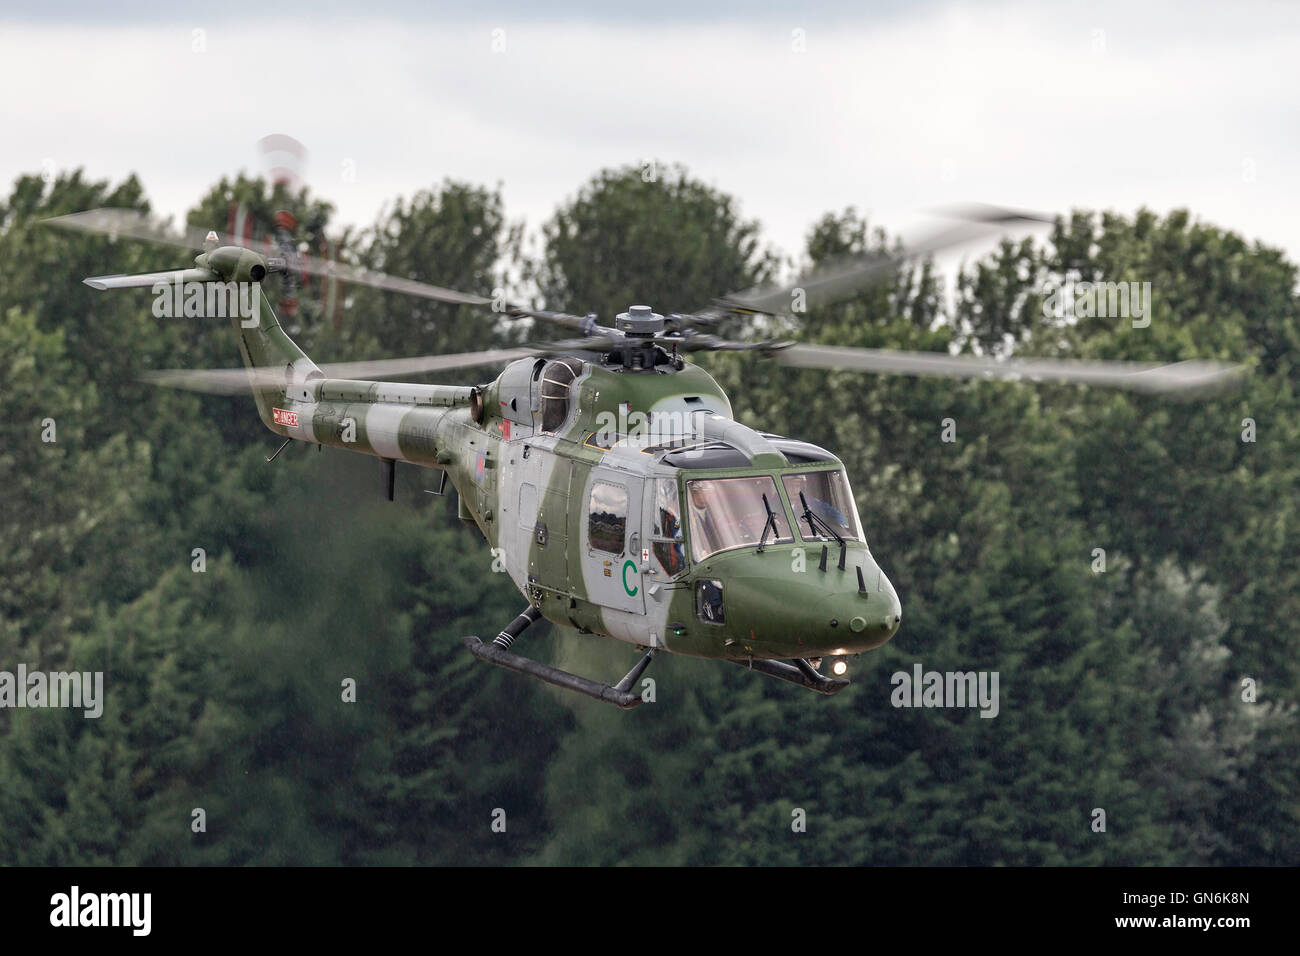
[463,605,656,710]
[729,657,851,696]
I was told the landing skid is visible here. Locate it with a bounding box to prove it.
[729,657,851,695]
[463,605,656,710]
[464,606,848,706]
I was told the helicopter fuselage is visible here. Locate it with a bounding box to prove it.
[252,334,902,662]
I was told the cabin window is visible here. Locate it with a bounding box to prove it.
[588,481,628,554]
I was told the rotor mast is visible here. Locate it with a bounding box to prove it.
[612,305,679,371]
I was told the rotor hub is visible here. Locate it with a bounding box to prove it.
[615,304,665,336]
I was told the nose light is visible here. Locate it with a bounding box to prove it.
[850,616,867,633]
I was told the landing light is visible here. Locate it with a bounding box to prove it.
[832,659,848,677]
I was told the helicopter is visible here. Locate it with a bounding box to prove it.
[46,204,1245,709]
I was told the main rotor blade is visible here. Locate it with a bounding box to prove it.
[139,337,621,395]
[509,310,615,337]
[928,202,1054,225]
[46,208,606,325]
[139,368,297,395]
[711,204,1051,318]
[139,349,529,394]
[308,336,616,378]
[773,344,1247,394]
[47,209,499,308]
[651,332,791,353]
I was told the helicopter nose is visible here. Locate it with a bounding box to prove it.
[843,566,901,647]
[699,548,902,658]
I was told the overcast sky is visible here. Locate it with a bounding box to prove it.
[3,0,1298,287]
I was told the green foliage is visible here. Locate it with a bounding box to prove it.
[532,163,778,320]
[0,167,1295,866]
[352,180,520,358]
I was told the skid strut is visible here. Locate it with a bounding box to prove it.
[728,657,851,695]
[464,605,656,710]
[493,605,543,649]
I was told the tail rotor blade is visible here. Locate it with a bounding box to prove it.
[44,208,200,250]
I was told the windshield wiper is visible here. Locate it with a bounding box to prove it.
[756,492,779,553]
[800,491,848,570]
[798,492,844,545]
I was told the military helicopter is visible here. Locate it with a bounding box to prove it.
[47,205,1245,709]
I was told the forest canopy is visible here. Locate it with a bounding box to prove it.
[0,165,1295,865]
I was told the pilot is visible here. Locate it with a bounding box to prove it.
[656,504,686,575]
[688,482,710,510]
[688,482,721,554]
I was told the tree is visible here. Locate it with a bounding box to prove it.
[532,163,777,323]
[340,180,521,371]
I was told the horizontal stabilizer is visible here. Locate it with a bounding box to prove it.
[84,268,218,290]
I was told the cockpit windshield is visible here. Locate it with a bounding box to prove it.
[781,470,865,543]
[686,476,793,561]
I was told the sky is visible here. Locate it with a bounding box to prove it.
[2,0,1299,290]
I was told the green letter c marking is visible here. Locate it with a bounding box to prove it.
[622,559,639,597]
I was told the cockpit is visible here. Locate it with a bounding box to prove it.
[637,441,898,656]
[611,419,899,656]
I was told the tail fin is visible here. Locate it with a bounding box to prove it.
[231,281,321,431]
[85,245,320,431]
